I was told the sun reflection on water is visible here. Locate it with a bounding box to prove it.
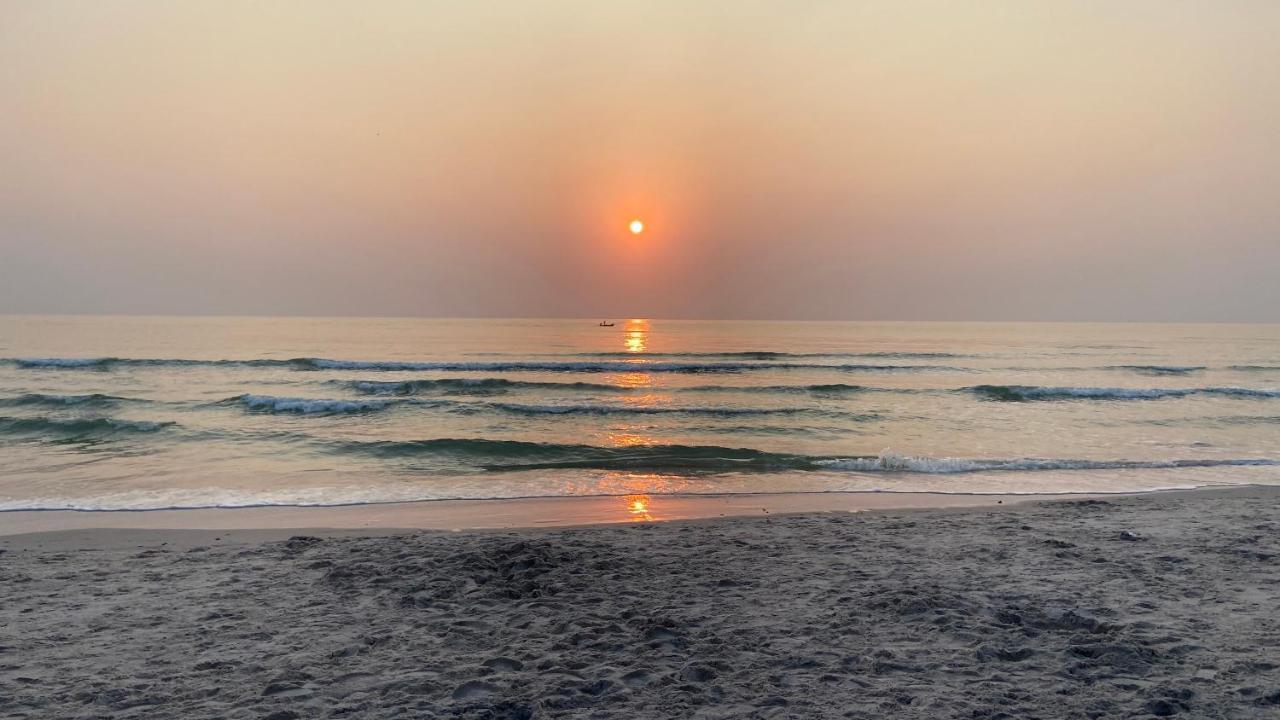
[606,430,653,447]
[596,471,685,497]
[624,318,649,353]
[611,371,653,389]
[620,393,672,410]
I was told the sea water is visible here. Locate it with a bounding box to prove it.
[1,316,1278,510]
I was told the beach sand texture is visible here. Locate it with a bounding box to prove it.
[3,486,1279,719]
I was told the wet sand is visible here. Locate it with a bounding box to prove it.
[0,490,1034,537]
[2,486,1279,718]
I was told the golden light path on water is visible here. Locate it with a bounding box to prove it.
[612,372,653,389]
[624,319,649,353]
[596,325,678,513]
[605,429,654,447]
[609,321,657,408]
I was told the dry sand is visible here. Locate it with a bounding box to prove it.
[2,486,1279,718]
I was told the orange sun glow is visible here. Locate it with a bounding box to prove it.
[629,219,644,234]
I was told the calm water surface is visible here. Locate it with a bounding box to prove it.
[1,316,1278,510]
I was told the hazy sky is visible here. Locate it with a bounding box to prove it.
[2,1,1278,321]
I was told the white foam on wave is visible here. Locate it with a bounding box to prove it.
[235,394,399,414]
[819,452,986,473]
[816,450,1280,473]
[1061,388,1188,399]
[1204,387,1280,398]
[0,392,130,407]
[1022,387,1191,399]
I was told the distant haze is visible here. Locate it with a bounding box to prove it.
[2,1,1278,321]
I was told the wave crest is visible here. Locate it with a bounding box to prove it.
[14,357,119,369]
[347,378,627,395]
[969,385,1280,401]
[0,415,174,438]
[229,394,404,414]
[342,438,814,472]
[0,393,136,408]
[326,439,1280,476]
[483,402,837,417]
[1109,365,1205,376]
[817,452,1280,474]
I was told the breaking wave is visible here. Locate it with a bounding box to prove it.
[687,383,871,395]
[328,439,1280,476]
[479,402,863,418]
[12,357,121,369]
[346,378,628,395]
[969,385,1280,401]
[813,452,1280,473]
[227,394,410,415]
[347,379,879,396]
[0,393,138,408]
[223,394,856,418]
[0,415,174,438]
[339,438,814,472]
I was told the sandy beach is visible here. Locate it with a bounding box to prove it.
[2,485,1278,719]
[6,0,1280,716]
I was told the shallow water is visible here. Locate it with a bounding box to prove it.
[1,316,1278,510]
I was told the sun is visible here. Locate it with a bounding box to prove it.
[629,219,644,235]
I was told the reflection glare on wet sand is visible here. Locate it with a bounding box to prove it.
[625,494,654,521]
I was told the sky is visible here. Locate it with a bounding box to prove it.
[1,1,1278,321]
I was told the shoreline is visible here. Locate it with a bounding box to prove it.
[0,487,1121,540]
[0,483,1258,545]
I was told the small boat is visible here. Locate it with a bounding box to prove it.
[598,321,615,327]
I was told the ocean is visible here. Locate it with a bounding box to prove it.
[1,316,1278,511]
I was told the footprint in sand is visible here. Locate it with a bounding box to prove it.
[643,627,679,645]
[679,664,717,682]
[452,680,499,700]
[620,670,651,688]
[482,657,524,672]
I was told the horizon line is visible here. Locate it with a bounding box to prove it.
[1,312,1277,326]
